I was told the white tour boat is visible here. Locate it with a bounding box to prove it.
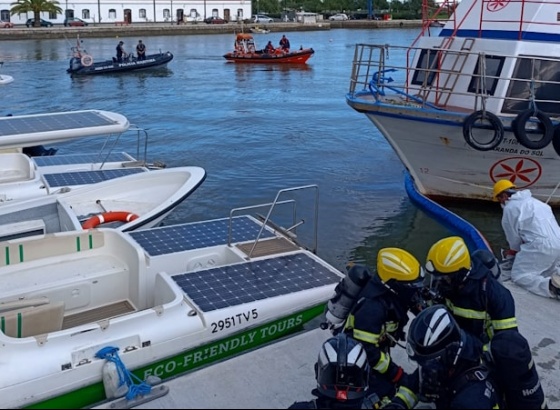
[0,166,206,241]
[0,110,165,203]
[0,185,344,409]
[347,0,560,206]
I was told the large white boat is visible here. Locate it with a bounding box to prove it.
[0,110,164,203]
[0,185,344,409]
[347,0,560,205]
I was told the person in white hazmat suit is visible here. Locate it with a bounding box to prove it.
[493,179,560,298]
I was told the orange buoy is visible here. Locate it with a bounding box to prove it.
[82,211,139,229]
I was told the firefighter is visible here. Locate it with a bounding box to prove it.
[424,236,547,409]
[385,305,502,409]
[341,248,425,401]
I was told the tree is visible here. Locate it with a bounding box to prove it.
[10,0,62,27]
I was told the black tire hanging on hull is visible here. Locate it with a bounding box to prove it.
[463,110,504,151]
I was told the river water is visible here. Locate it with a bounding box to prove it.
[0,27,508,270]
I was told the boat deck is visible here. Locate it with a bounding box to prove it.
[129,216,342,313]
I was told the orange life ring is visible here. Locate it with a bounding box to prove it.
[82,211,139,229]
[81,54,93,67]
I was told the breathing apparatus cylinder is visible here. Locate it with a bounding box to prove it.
[323,264,372,332]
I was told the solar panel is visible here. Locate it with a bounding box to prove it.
[34,153,133,167]
[0,111,118,137]
[129,216,276,256]
[43,168,145,188]
[171,253,341,312]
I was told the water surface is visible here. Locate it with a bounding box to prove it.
[0,28,507,270]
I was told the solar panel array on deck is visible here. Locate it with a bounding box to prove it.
[0,111,116,137]
[172,253,341,312]
[43,168,145,187]
[129,216,276,256]
[34,153,132,167]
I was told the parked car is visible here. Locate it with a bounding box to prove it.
[329,13,349,21]
[0,20,14,28]
[26,18,54,27]
[64,17,88,26]
[204,16,227,24]
[253,14,273,23]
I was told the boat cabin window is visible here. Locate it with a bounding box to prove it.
[502,57,560,116]
[467,55,504,96]
[412,49,440,86]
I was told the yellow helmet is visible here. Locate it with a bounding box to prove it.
[426,236,471,276]
[492,179,516,201]
[377,247,422,283]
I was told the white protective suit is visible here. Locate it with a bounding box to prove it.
[502,189,560,298]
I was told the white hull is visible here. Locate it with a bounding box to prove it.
[0,186,343,408]
[364,112,559,203]
[0,166,206,238]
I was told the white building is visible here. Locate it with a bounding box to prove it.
[1,0,252,25]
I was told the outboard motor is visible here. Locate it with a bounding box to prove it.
[321,264,372,333]
[472,249,500,279]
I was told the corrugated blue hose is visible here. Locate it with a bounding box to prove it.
[95,346,152,400]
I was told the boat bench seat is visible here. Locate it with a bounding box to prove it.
[0,301,65,338]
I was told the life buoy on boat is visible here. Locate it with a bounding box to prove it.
[462,110,504,151]
[82,211,139,229]
[512,109,553,150]
[81,54,93,67]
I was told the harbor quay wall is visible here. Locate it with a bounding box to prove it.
[0,20,423,40]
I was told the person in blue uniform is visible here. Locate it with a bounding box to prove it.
[342,248,425,402]
[424,236,547,409]
[136,39,146,60]
[116,41,127,62]
[385,305,502,409]
[288,333,375,409]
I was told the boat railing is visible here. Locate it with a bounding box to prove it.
[96,126,164,169]
[349,43,560,118]
[228,184,320,257]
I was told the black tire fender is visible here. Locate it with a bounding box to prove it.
[463,110,504,151]
[512,109,553,149]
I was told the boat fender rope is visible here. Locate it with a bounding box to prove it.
[95,346,152,401]
[81,54,93,67]
[82,211,139,229]
[512,109,553,150]
[462,110,504,151]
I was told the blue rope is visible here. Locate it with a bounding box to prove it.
[95,346,152,401]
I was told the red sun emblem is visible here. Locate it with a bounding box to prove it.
[489,157,541,188]
[487,0,510,12]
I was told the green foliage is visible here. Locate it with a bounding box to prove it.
[253,0,439,18]
[10,0,62,26]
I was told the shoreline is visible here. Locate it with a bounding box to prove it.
[0,19,423,40]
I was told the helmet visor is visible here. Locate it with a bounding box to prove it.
[318,364,368,388]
